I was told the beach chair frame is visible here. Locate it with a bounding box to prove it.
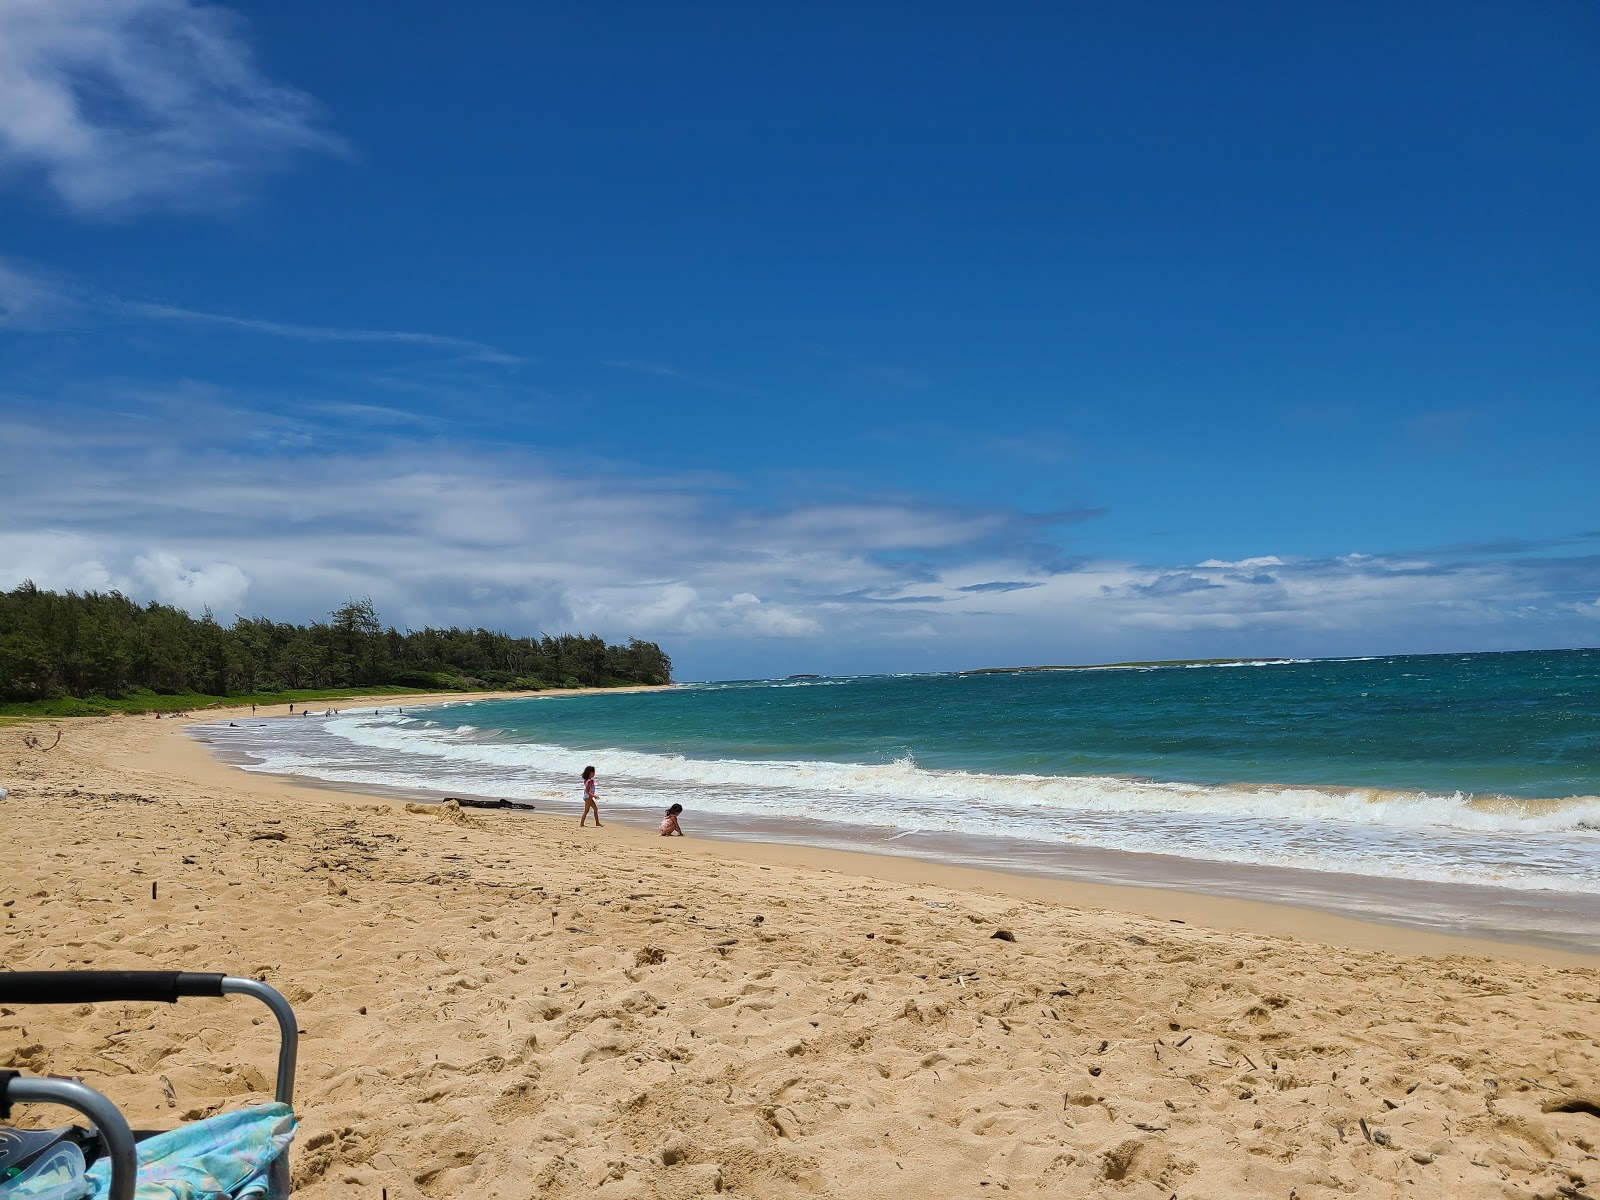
[0,972,299,1200]
[1,1073,138,1198]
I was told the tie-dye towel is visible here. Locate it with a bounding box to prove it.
[80,1104,296,1200]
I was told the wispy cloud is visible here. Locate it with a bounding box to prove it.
[0,256,526,366]
[119,301,525,364]
[1107,572,1225,598]
[0,258,76,329]
[1408,533,1600,559]
[0,0,341,217]
[957,581,1041,594]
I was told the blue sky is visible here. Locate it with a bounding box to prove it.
[2,1,1597,680]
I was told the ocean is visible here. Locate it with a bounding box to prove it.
[195,648,1600,952]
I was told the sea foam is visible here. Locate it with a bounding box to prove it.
[208,707,1600,896]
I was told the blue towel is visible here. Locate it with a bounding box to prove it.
[83,1105,295,1200]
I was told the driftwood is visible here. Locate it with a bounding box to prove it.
[23,727,62,751]
[445,796,537,812]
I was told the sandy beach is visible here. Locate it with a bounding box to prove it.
[3,704,1598,1199]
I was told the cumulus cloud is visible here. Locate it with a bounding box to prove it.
[0,0,341,216]
[581,589,821,640]
[714,593,821,638]
[131,550,250,613]
[0,530,122,593]
[1196,556,1283,570]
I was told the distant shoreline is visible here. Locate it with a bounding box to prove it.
[0,682,673,722]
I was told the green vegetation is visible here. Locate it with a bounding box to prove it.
[0,583,672,712]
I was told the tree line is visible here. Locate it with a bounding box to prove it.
[0,583,672,702]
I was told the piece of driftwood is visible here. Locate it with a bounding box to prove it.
[23,728,62,751]
[445,796,537,811]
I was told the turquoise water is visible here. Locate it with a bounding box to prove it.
[207,650,1600,939]
[449,650,1600,798]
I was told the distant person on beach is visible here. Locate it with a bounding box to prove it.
[660,803,684,836]
[580,765,602,827]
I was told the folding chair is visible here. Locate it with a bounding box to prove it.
[0,972,298,1200]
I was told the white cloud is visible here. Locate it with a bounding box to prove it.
[2,400,1596,677]
[131,550,249,613]
[0,530,121,593]
[576,588,821,640]
[118,302,523,364]
[1196,555,1283,569]
[767,503,1015,551]
[708,594,821,639]
[0,0,340,216]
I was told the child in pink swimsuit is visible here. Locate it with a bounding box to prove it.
[659,803,684,836]
[580,765,602,827]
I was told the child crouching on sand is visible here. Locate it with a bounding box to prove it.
[660,803,684,836]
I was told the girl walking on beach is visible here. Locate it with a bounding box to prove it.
[580,765,602,827]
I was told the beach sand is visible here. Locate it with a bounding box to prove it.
[3,706,1597,1198]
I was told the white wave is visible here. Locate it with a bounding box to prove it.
[202,712,1600,897]
[1184,659,1314,669]
[317,712,1600,837]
